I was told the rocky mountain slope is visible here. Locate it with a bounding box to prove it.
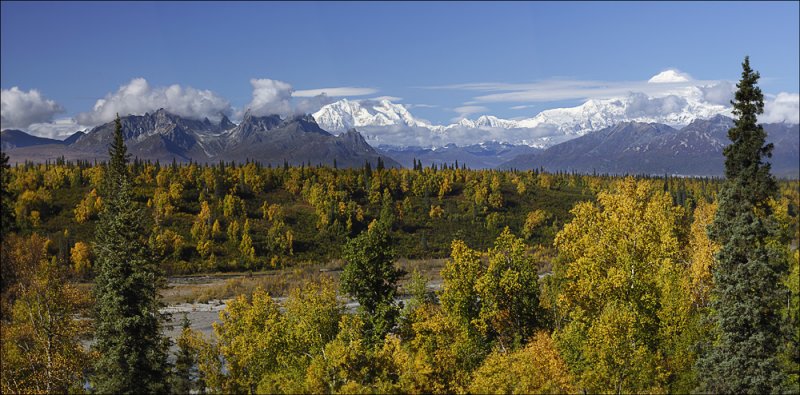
[3,109,399,168]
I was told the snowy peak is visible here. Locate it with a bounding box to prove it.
[648,69,692,84]
[455,118,476,128]
[312,93,734,149]
[450,116,519,129]
[515,92,729,136]
[313,98,428,133]
[474,115,518,129]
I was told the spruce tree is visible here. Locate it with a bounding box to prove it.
[696,57,788,393]
[92,115,170,393]
[340,221,402,342]
[0,150,15,237]
[171,314,197,394]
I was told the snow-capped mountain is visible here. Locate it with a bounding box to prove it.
[447,115,520,130]
[312,88,732,149]
[514,91,730,135]
[312,98,432,132]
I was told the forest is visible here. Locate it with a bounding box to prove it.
[0,59,798,394]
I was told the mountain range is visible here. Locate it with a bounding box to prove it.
[310,98,796,177]
[2,108,399,168]
[2,108,797,178]
[312,94,730,149]
[500,115,799,178]
[1,129,85,150]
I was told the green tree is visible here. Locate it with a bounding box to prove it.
[92,115,171,394]
[696,57,790,393]
[474,227,542,350]
[441,230,543,350]
[171,314,197,395]
[0,150,15,237]
[304,315,404,394]
[340,220,402,342]
[398,269,433,338]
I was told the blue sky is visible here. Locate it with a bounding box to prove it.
[2,1,798,136]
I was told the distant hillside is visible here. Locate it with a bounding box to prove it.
[501,115,799,178]
[380,142,541,169]
[2,129,63,150]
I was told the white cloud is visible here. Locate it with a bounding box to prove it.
[468,79,713,104]
[371,96,403,102]
[27,118,91,140]
[425,70,718,105]
[625,93,689,118]
[762,92,799,124]
[511,105,535,110]
[294,87,378,97]
[1,87,65,129]
[406,103,437,109]
[357,125,438,148]
[294,94,337,116]
[356,122,570,149]
[244,78,355,117]
[76,78,232,125]
[647,69,692,83]
[245,78,294,117]
[699,81,735,106]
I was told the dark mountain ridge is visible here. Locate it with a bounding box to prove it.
[501,115,799,178]
[1,129,85,150]
[4,109,399,168]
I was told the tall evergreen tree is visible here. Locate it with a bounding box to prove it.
[171,314,197,394]
[340,220,402,342]
[696,57,788,393]
[92,115,170,393]
[0,150,15,237]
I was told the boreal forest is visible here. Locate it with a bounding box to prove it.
[1,58,798,394]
